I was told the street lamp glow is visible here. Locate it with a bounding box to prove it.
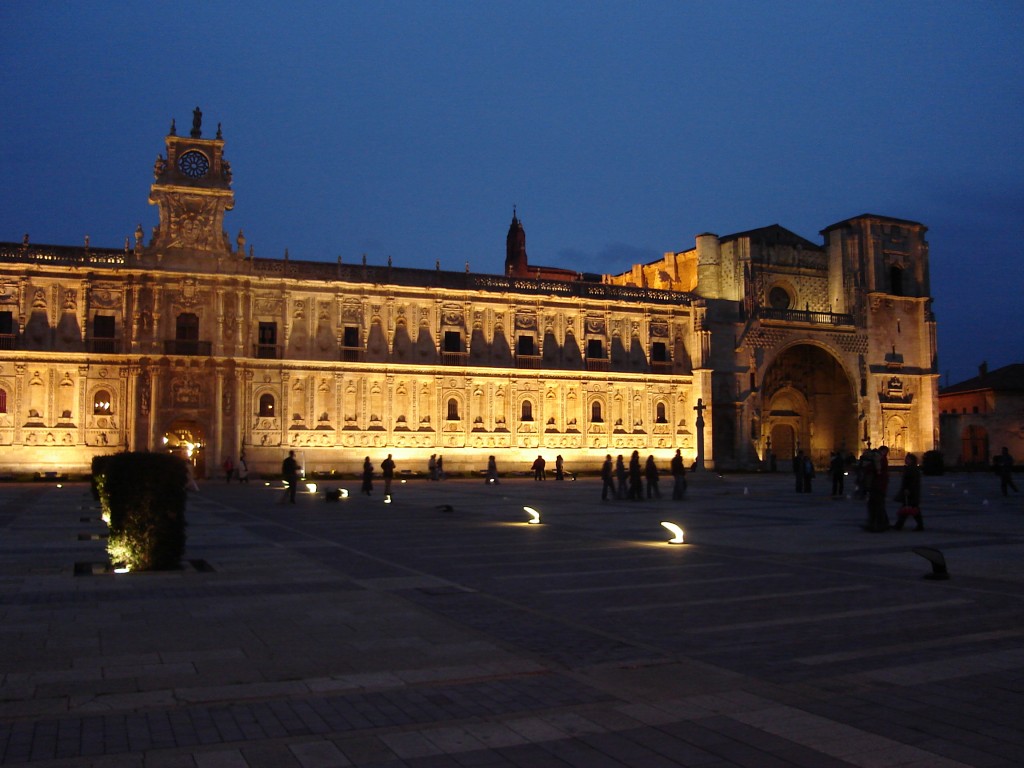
[524,506,541,524]
[661,521,685,544]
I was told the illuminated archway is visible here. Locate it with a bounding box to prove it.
[760,343,857,466]
[162,420,207,478]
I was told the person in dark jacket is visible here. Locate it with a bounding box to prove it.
[670,448,687,500]
[644,455,661,499]
[361,456,374,496]
[600,455,616,500]
[893,453,923,530]
[628,451,643,500]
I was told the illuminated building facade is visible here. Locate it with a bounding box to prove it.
[0,113,940,476]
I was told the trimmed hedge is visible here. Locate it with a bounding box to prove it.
[98,452,188,571]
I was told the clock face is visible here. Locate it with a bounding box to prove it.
[178,150,210,179]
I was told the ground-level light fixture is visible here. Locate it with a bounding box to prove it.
[661,521,685,544]
[305,482,318,493]
[524,506,541,524]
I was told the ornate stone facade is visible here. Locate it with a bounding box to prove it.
[0,115,939,476]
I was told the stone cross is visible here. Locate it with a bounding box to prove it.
[694,398,707,470]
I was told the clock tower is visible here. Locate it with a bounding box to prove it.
[146,107,238,268]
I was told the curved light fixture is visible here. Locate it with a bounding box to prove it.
[524,506,541,525]
[384,494,392,504]
[660,521,685,544]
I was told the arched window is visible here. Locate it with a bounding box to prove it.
[447,398,460,420]
[655,402,667,423]
[591,401,603,423]
[93,389,112,415]
[521,400,533,421]
[176,312,199,340]
[0,388,7,414]
[259,393,275,417]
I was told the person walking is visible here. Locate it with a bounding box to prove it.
[532,455,546,480]
[381,453,396,498]
[863,449,890,532]
[486,455,499,484]
[555,455,564,481]
[615,455,627,499]
[793,450,806,493]
[644,455,661,499]
[236,454,249,484]
[428,454,437,481]
[802,453,815,493]
[436,455,445,480]
[829,451,845,497]
[893,453,924,531]
[222,456,234,483]
[995,447,1019,496]
[281,450,300,504]
[361,456,374,496]
[628,451,642,500]
[670,448,687,500]
[600,454,616,500]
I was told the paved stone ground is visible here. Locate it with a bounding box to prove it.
[0,467,1021,767]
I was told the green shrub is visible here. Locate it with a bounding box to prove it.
[90,454,116,506]
[103,452,188,571]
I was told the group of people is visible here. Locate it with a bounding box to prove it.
[529,454,571,480]
[220,455,250,484]
[796,446,924,532]
[599,449,688,501]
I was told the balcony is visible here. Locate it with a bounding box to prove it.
[340,346,364,363]
[441,351,468,366]
[586,358,610,372]
[254,343,282,359]
[163,339,212,356]
[0,333,16,350]
[87,337,121,354]
[515,354,542,369]
[650,360,673,375]
[756,307,854,326]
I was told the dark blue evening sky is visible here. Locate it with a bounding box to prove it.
[2,1,1021,385]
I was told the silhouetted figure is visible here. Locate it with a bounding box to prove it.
[802,453,815,493]
[628,451,642,500]
[615,455,627,499]
[555,455,564,480]
[532,455,546,480]
[600,454,615,500]
[830,451,844,497]
[486,455,499,484]
[793,450,806,493]
[863,449,890,532]
[893,453,923,531]
[644,455,661,499]
[381,454,395,497]
[281,450,299,504]
[670,449,687,500]
[995,447,1019,496]
[361,456,374,496]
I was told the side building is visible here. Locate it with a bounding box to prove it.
[0,113,940,477]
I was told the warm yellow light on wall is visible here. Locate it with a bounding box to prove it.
[660,521,685,544]
[524,506,541,524]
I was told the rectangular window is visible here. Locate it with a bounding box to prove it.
[517,335,535,355]
[586,339,604,358]
[444,331,461,353]
[0,310,14,350]
[343,326,359,347]
[651,341,667,362]
[257,322,278,359]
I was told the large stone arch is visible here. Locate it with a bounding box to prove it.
[760,342,858,467]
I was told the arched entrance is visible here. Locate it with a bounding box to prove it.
[162,420,207,478]
[760,344,857,467]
